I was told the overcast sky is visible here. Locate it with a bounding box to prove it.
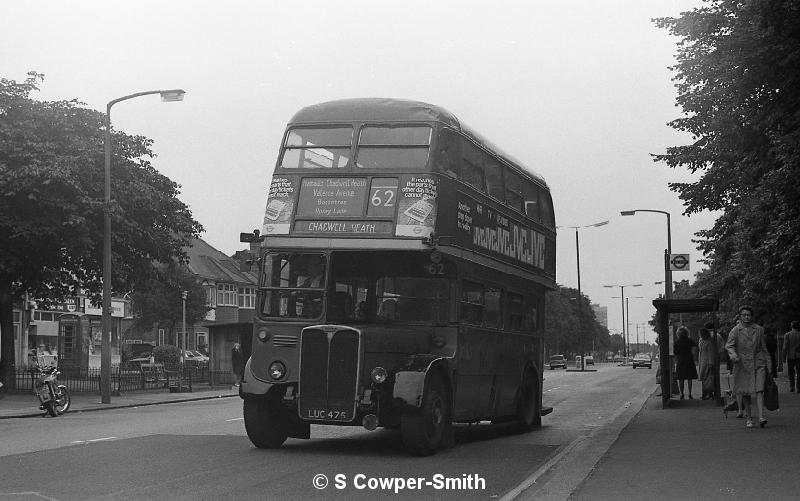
[2,0,713,343]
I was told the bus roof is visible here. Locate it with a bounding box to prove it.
[289,98,548,189]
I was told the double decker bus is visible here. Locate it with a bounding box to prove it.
[239,98,556,455]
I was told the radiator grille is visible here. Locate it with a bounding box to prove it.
[298,327,360,422]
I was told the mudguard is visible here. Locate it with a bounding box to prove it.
[392,354,452,408]
[239,357,274,399]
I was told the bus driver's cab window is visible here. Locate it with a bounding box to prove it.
[260,253,326,319]
[293,255,326,288]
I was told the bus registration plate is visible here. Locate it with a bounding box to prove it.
[306,408,350,421]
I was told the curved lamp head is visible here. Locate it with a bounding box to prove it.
[160,89,186,102]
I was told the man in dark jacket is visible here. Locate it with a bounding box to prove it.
[782,321,800,392]
[231,343,244,386]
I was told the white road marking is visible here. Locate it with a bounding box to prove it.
[70,436,117,445]
[226,417,243,422]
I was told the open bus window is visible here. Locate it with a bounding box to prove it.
[375,276,449,323]
[356,126,431,169]
[280,127,352,169]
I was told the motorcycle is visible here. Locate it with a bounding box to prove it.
[34,363,70,417]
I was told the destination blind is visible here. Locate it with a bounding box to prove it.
[261,175,437,238]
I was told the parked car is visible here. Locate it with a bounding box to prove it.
[183,350,209,366]
[127,352,153,370]
[632,353,652,369]
[584,355,595,366]
[549,355,567,370]
[187,350,209,363]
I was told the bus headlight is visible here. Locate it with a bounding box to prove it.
[257,328,271,343]
[268,361,286,380]
[370,366,388,384]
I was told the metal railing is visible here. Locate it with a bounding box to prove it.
[13,365,234,394]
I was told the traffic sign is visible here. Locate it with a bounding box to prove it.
[669,254,690,271]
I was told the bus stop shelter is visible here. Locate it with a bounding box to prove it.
[653,298,721,409]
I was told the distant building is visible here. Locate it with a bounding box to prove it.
[184,237,258,360]
[591,303,608,328]
[9,237,256,370]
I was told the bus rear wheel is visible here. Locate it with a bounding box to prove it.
[401,372,450,456]
[243,397,289,448]
[516,369,541,432]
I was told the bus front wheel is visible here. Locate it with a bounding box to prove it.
[401,372,450,456]
[516,369,541,432]
[243,397,288,448]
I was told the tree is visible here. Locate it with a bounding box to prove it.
[654,1,800,329]
[545,286,609,356]
[130,262,209,341]
[0,73,203,388]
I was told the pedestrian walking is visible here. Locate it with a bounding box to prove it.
[674,326,698,399]
[725,305,770,428]
[231,343,244,386]
[698,327,719,400]
[781,321,800,392]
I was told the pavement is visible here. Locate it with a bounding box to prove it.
[561,370,800,501]
[0,384,239,419]
[2,373,799,500]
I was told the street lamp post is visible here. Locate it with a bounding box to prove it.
[604,283,642,362]
[611,295,644,357]
[180,290,187,392]
[620,209,672,299]
[633,322,649,350]
[101,89,185,404]
[558,220,609,371]
[625,297,644,355]
[181,290,187,363]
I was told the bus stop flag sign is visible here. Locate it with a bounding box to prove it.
[669,254,690,271]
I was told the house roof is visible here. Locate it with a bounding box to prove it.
[185,238,258,286]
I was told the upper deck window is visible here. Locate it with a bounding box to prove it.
[460,142,485,192]
[280,127,352,169]
[505,171,524,212]
[485,161,504,200]
[356,126,431,169]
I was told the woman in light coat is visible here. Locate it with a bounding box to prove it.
[726,305,770,428]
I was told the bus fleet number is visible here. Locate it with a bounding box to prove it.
[427,263,445,275]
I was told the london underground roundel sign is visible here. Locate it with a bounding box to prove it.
[669,254,690,271]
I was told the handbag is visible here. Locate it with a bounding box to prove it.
[702,372,715,394]
[764,371,780,411]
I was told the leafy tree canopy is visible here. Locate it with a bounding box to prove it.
[131,262,209,335]
[0,72,203,385]
[654,1,800,329]
[545,287,610,357]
